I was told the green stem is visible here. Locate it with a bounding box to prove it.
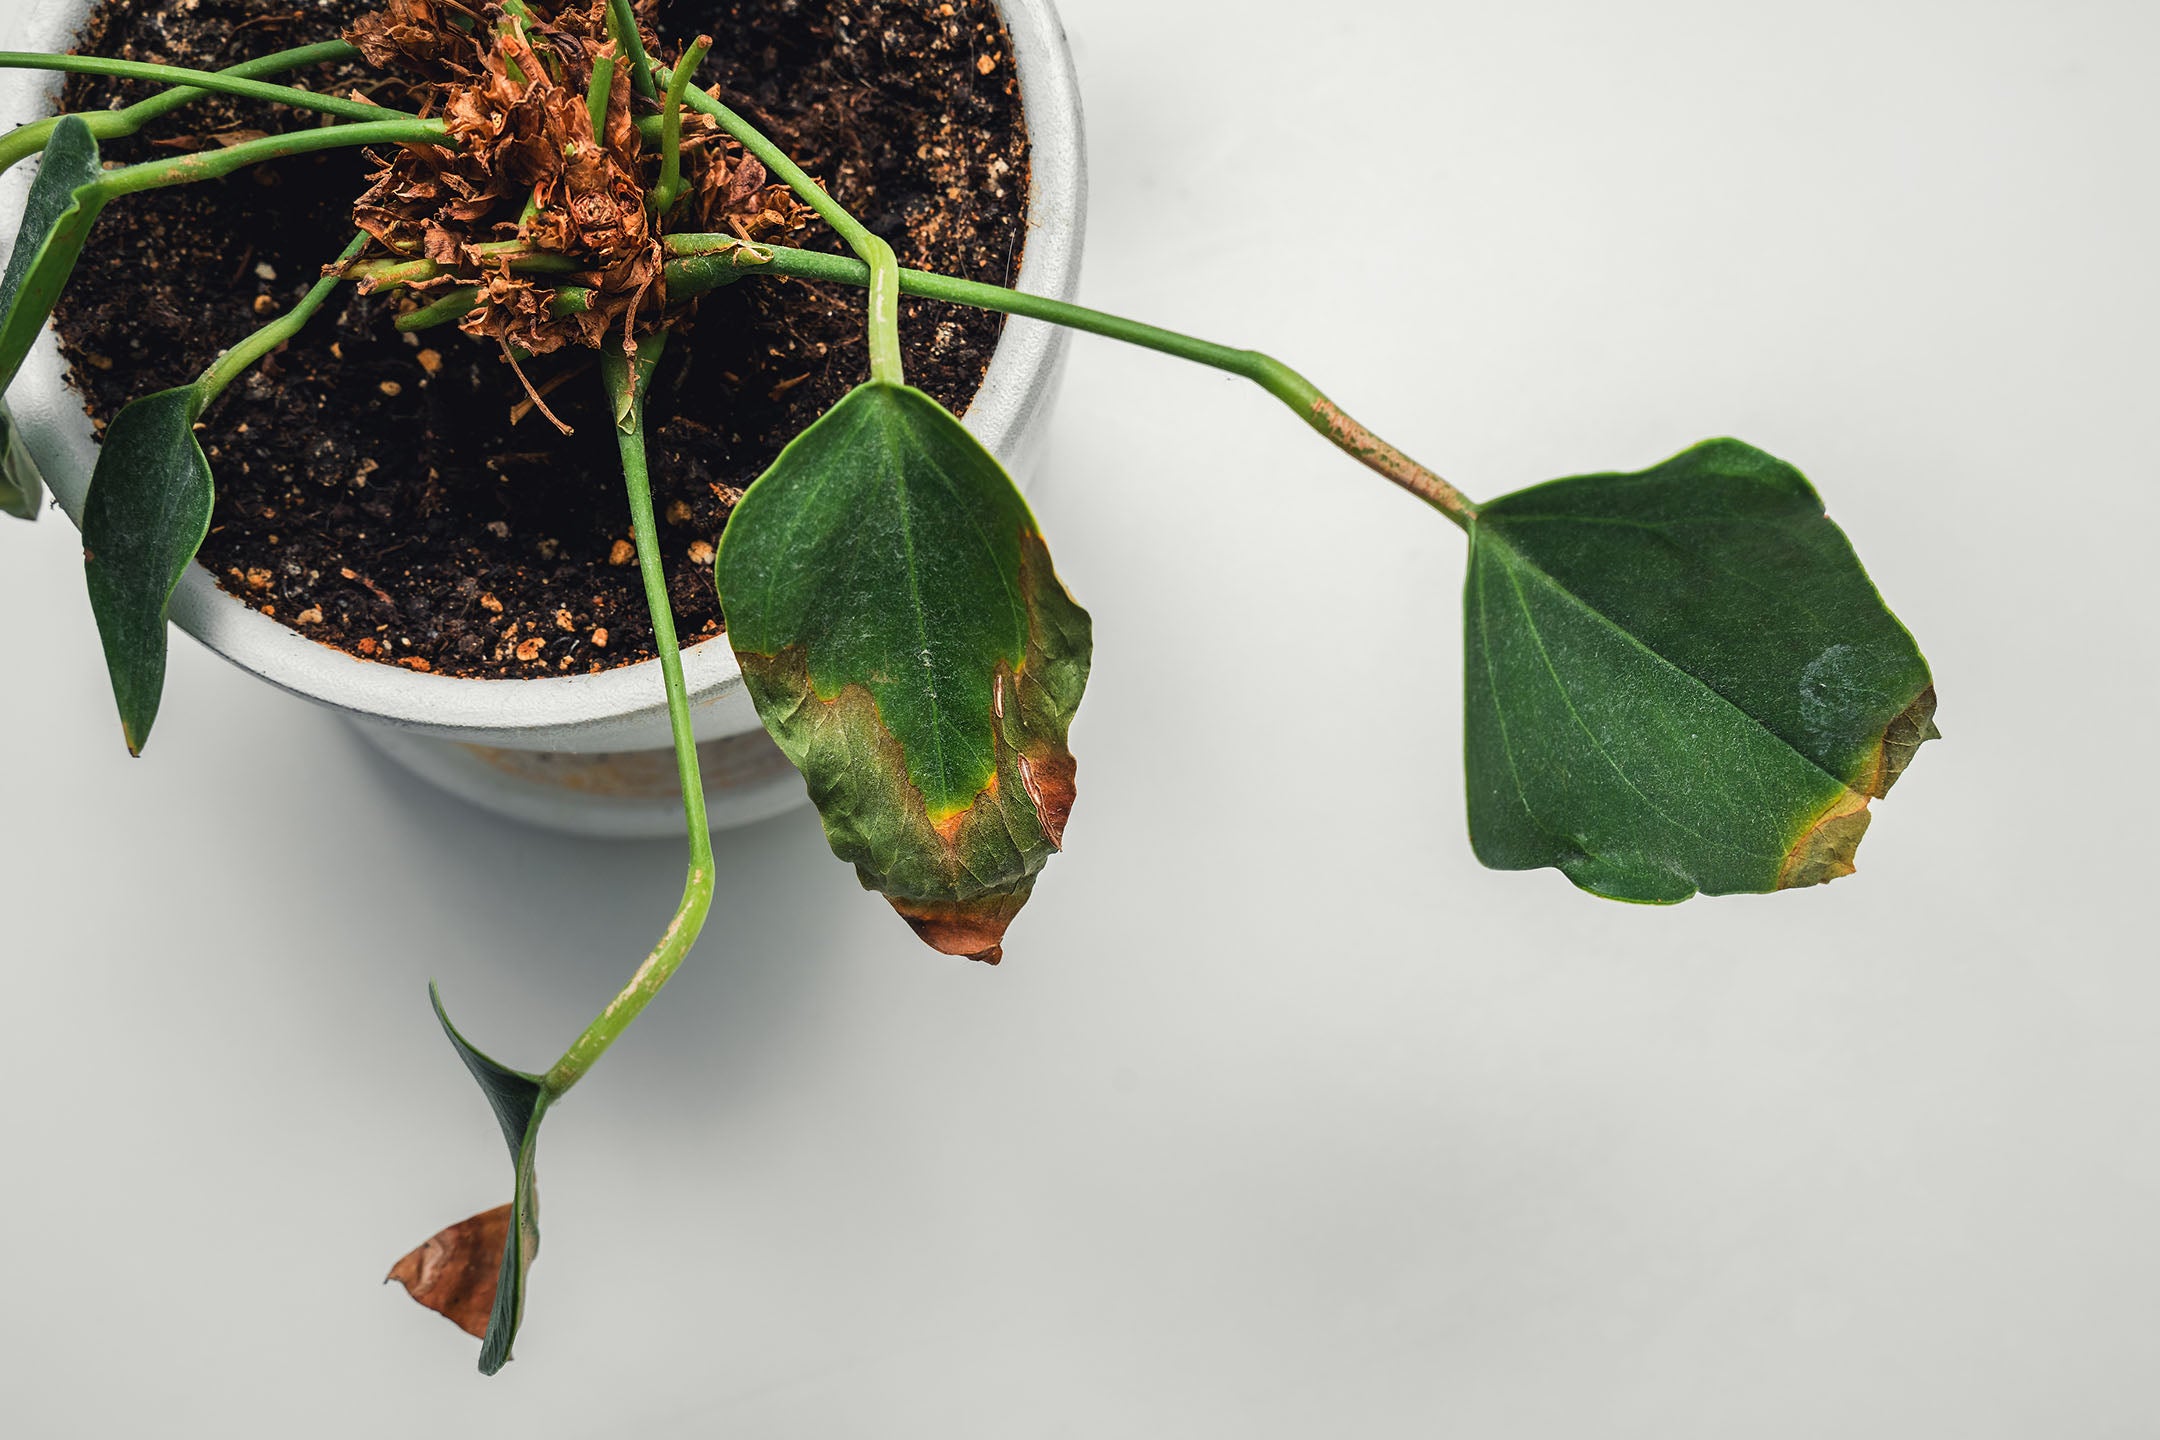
[655,61,907,385]
[650,34,711,218]
[604,0,659,100]
[94,118,451,198]
[394,286,481,332]
[348,257,441,290]
[587,51,617,145]
[544,332,713,1097]
[359,252,586,298]
[0,39,358,175]
[862,234,905,386]
[468,239,581,271]
[666,239,1477,523]
[0,51,420,126]
[197,231,370,402]
[392,284,593,333]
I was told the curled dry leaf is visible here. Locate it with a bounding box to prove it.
[386,1203,513,1339]
[348,0,472,75]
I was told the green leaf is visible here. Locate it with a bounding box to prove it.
[413,983,551,1376]
[715,381,1092,962]
[79,386,215,755]
[0,115,109,398]
[0,400,44,519]
[1465,438,1937,902]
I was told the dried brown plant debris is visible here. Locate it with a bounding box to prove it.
[344,0,810,357]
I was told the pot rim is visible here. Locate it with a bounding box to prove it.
[0,0,1085,741]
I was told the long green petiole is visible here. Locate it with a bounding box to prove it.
[197,232,370,400]
[667,238,1477,524]
[604,0,659,101]
[0,120,450,375]
[649,34,711,218]
[541,331,714,1097]
[0,51,422,127]
[651,58,906,385]
[0,39,359,176]
[93,118,451,199]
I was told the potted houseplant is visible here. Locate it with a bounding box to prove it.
[0,0,1937,1374]
[1,0,1085,839]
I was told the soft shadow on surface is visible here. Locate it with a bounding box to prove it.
[335,723,872,1106]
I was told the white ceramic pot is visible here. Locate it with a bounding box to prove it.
[0,0,1085,836]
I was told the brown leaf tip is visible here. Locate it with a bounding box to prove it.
[1871,684,1940,797]
[1778,788,1873,890]
[387,1203,511,1339]
[889,891,1032,965]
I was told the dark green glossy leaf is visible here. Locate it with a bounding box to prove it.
[0,400,43,519]
[715,381,1092,962]
[0,115,108,398]
[1465,438,1936,902]
[80,386,214,754]
[402,983,551,1376]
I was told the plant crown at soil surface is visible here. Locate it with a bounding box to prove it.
[346,0,808,357]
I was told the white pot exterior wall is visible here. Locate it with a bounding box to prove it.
[0,0,1086,834]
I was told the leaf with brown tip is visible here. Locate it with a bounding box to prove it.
[714,382,1092,961]
[397,984,551,1375]
[1464,439,1937,901]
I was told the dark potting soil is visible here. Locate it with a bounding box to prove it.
[48,0,1029,677]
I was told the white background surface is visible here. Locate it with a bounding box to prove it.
[4,0,2157,1434]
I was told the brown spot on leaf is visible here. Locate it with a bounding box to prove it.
[386,1202,509,1338]
[1778,786,1873,889]
[1015,745,1076,849]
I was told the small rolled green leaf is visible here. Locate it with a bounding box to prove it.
[80,386,216,755]
[393,984,551,1376]
[0,116,109,398]
[0,401,43,519]
[715,382,1093,962]
[1464,438,1936,901]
